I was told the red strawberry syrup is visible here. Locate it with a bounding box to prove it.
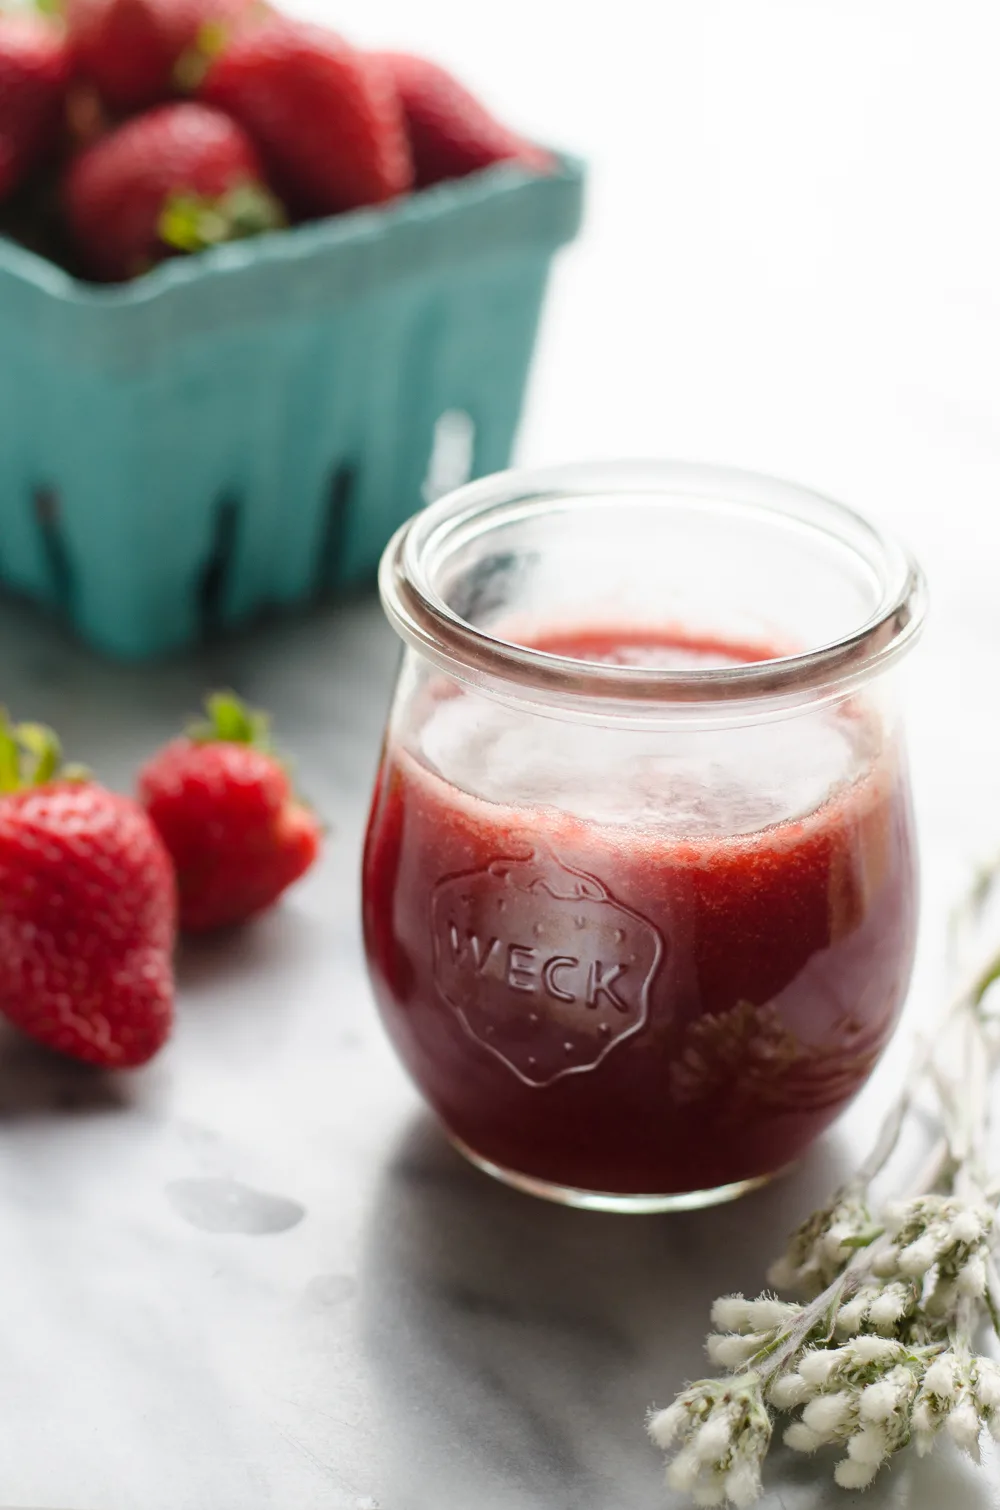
[362,629,917,1197]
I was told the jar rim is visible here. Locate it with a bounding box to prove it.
[379,459,927,720]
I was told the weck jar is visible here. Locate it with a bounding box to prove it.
[362,461,927,1211]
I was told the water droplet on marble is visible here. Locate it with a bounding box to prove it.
[165,1177,305,1236]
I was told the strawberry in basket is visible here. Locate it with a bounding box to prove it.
[1,0,556,280]
[374,52,552,188]
[0,14,71,202]
[200,19,412,216]
[66,0,258,112]
[64,99,285,279]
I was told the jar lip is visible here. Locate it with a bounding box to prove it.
[379,460,927,718]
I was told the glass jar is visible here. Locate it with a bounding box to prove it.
[362,461,926,1212]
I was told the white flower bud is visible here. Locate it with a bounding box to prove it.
[958,1255,987,1298]
[835,1296,869,1334]
[706,1332,767,1370]
[725,1459,762,1507]
[924,1357,959,1401]
[665,1447,700,1492]
[784,1422,823,1453]
[898,1235,939,1276]
[694,1413,735,1465]
[946,1401,982,1454]
[925,1277,959,1319]
[711,1295,753,1333]
[868,1286,908,1330]
[823,1222,854,1260]
[647,1401,688,1449]
[911,1398,936,1434]
[860,1379,904,1422]
[912,1392,944,1458]
[882,1201,910,1235]
[745,1296,798,1330]
[949,1209,986,1245]
[849,1336,901,1364]
[847,1424,889,1465]
[872,1244,900,1277]
[802,1391,853,1439]
[799,1349,841,1385]
[768,1372,809,1409]
[766,1256,798,1291]
[835,1457,880,1489]
[976,1362,1000,1412]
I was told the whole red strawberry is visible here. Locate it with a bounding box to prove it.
[66,0,257,113]
[138,692,321,933]
[200,20,412,217]
[373,52,551,189]
[0,15,71,202]
[63,100,285,280]
[0,717,176,1068]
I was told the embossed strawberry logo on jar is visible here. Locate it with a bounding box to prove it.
[431,847,664,1087]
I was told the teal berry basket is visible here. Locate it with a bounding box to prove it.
[0,155,584,660]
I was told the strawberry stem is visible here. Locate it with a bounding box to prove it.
[17,722,62,785]
[0,715,21,793]
[173,19,230,92]
[0,710,84,791]
[190,691,272,748]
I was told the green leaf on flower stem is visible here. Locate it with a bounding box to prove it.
[841,1230,884,1249]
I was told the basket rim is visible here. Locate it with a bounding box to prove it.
[0,153,584,308]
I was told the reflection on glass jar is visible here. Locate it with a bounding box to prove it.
[362,461,926,1212]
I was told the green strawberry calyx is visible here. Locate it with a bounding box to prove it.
[173,4,272,91]
[188,691,325,829]
[0,710,88,793]
[158,183,287,257]
[173,18,230,92]
[188,691,273,750]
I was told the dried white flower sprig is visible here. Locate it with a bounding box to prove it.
[648,865,1000,1505]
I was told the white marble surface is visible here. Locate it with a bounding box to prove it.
[0,588,990,1510]
[4,2,1000,1505]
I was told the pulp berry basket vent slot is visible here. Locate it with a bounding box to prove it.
[198,494,240,639]
[424,409,476,504]
[33,487,75,614]
[0,157,584,658]
[314,462,356,600]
